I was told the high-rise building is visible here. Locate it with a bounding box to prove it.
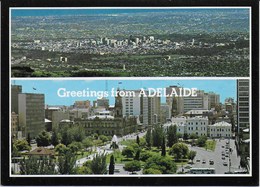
[237,79,250,133]
[176,90,210,114]
[11,85,22,114]
[18,93,45,138]
[121,89,160,127]
[208,92,220,109]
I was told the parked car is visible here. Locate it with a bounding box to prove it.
[223,161,228,166]
[196,159,201,162]
[209,160,214,165]
[202,159,206,164]
[222,156,226,160]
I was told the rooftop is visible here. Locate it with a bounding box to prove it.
[211,121,231,127]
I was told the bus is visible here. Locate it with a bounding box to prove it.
[189,168,216,174]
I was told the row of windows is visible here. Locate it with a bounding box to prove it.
[188,127,206,131]
[187,122,207,125]
[210,134,230,137]
[210,128,230,132]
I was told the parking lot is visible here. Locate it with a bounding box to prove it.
[182,139,244,174]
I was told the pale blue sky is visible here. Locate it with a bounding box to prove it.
[12,79,236,106]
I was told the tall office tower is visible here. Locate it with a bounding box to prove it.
[165,85,181,106]
[11,85,22,113]
[18,93,45,138]
[160,103,171,124]
[208,92,220,109]
[176,90,210,114]
[121,90,161,127]
[237,79,250,133]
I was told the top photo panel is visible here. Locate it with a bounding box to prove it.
[10,8,250,77]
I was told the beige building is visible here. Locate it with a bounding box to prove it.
[209,121,232,138]
[18,93,45,138]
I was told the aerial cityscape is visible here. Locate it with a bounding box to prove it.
[11,8,250,77]
[11,79,250,175]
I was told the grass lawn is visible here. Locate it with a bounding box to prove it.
[204,140,216,151]
[120,139,136,146]
[76,151,93,160]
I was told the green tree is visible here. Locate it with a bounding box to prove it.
[189,133,198,140]
[99,135,109,143]
[167,125,177,147]
[188,150,197,163]
[20,156,56,175]
[143,155,177,174]
[122,146,135,158]
[136,135,140,145]
[152,124,164,148]
[70,126,85,142]
[169,143,189,160]
[161,136,166,156]
[57,150,77,174]
[196,135,207,147]
[124,160,141,174]
[83,137,94,150]
[91,153,107,174]
[140,151,155,162]
[55,143,68,155]
[109,155,115,174]
[143,168,162,174]
[68,141,83,153]
[183,133,189,140]
[145,129,152,148]
[51,130,60,146]
[176,133,183,139]
[61,129,73,146]
[134,149,141,161]
[36,130,51,147]
[13,139,31,151]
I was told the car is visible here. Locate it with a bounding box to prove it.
[196,159,201,162]
[202,159,206,164]
[209,160,214,165]
[223,161,228,166]
[226,141,229,144]
[225,154,229,157]
[185,165,192,169]
[222,156,226,160]
[188,160,193,164]
[222,145,225,148]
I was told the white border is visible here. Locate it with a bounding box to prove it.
[9,7,252,178]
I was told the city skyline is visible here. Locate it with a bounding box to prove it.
[11,79,237,106]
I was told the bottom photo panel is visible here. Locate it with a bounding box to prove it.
[10,79,251,176]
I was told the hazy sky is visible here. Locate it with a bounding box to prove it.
[12,79,237,106]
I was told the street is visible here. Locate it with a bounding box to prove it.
[180,138,243,174]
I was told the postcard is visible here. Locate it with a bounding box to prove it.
[1,0,259,186]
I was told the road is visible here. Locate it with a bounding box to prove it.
[179,138,243,174]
